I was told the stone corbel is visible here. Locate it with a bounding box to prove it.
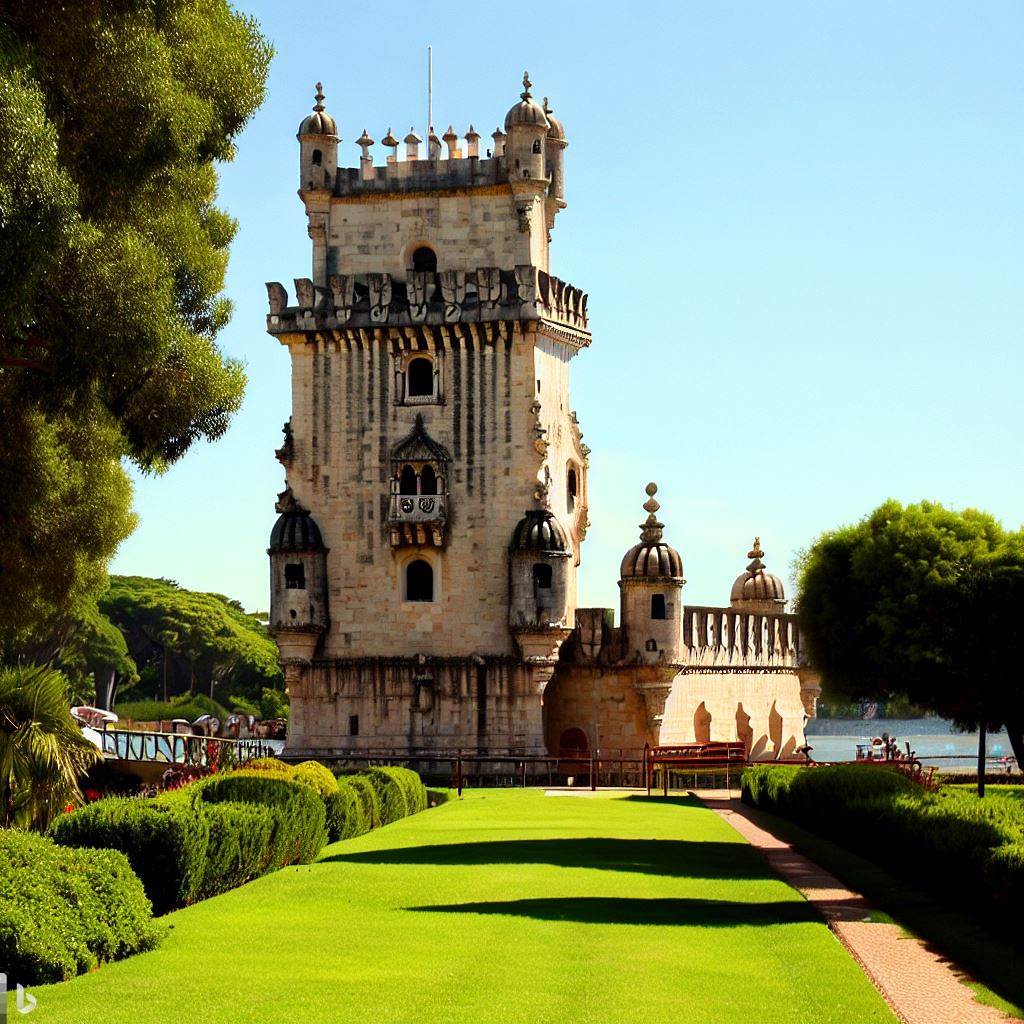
[439,270,467,323]
[515,265,540,317]
[293,278,315,310]
[328,274,354,322]
[266,282,288,314]
[407,271,431,322]
[476,268,501,312]
[634,679,673,732]
[368,273,392,322]
[515,203,531,233]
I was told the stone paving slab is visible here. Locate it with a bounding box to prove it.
[699,794,1013,1024]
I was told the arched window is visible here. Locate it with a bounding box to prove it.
[411,246,437,273]
[532,139,542,154]
[567,467,577,513]
[312,149,322,166]
[420,464,438,495]
[407,357,434,398]
[651,594,666,620]
[406,559,434,602]
[399,465,418,495]
[532,563,553,590]
[285,563,305,590]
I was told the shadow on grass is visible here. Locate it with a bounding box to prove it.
[322,837,774,880]
[405,896,819,927]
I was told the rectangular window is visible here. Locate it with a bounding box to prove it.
[285,563,306,590]
[349,715,359,737]
[651,594,666,620]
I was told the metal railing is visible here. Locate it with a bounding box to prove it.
[98,729,269,769]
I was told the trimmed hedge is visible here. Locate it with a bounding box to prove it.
[365,767,410,824]
[0,830,164,984]
[197,801,276,899]
[327,778,370,841]
[741,764,1024,915]
[346,774,382,828]
[197,773,327,867]
[49,793,209,914]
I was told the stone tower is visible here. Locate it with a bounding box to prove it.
[266,75,591,757]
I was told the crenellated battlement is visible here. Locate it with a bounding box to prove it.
[266,265,589,343]
[682,606,802,671]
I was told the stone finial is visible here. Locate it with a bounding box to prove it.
[357,129,374,149]
[639,482,665,543]
[442,124,458,158]
[382,127,398,147]
[465,123,480,158]
[427,127,442,159]
[404,128,422,144]
[313,82,325,113]
[746,537,766,575]
[465,124,480,141]
[521,71,533,100]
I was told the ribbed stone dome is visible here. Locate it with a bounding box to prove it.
[268,490,325,553]
[543,98,566,142]
[619,483,684,581]
[510,509,568,553]
[504,72,549,132]
[297,83,338,138]
[730,539,785,608]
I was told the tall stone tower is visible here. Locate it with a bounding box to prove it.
[266,74,591,757]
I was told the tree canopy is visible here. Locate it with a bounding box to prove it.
[100,576,282,704]
[797,500,1024,768]
[0,1,271,644]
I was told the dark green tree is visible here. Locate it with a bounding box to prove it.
[797,500,1024,794]
[0,1,271,647]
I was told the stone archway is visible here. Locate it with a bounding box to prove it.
[694,701,712,744]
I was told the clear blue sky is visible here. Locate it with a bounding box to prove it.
[111,0,1024,615]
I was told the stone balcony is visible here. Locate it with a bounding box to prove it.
[266,266,590,347]
[387,493,448,548]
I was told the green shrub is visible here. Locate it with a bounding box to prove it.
[741,764,1024,915]
[326,779,369,841]
[384,766,428,814]
[345,774,381,828]
[198,773,326,865]
[292,760,339,799]
[49,793,209,914]
[197,801,276,899]
[0,829,164,984]
[244,756,292,775]
[365,767,409,824]
[114,692,228,724]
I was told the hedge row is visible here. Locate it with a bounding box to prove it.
[0,830,164,984]
[50,773,327,914]
[741,764,1024,914]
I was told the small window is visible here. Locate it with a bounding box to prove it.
[399,465,418,495]
[407,357,434,398]
[532,139,542,154]
[406,559,434,602]
[532,563,553,590]
[312,149,322,166]
[349,715,359,736]
[651,594,666,620]
[420,464,438,495]
[411,246,437,273]
[285,563,306,590]
[567,467,578,513]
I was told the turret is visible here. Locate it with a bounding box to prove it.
[504,72,548,181]
[268,489,329,663]
[619,484,685,664]
[543,97,567,206]
[730,538,786,613]
[297,83,339,193]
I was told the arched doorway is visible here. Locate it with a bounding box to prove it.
[558,727,588,758]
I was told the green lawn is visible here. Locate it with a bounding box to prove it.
[29,791,895,1024]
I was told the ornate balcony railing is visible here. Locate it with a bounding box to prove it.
[388,494,448,548]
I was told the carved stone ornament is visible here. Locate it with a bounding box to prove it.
[516,203,531,233]
[266,282,288,314]
[368,273,392,322]
[328,274,355,321]
[439,270,467,323]
[407,271,431,322]
[293,277,315,309]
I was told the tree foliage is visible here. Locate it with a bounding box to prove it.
[797,500,1024,765]
[0,665,101,829]
[100,576,282,702]
[0,2,271,639]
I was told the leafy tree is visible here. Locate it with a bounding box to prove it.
[0,2,271,643]
[0,665,101,829]
[100,576,282,704]
[57,600,140,709]
[797,500,1024,793]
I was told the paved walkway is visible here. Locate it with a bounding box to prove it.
[700,793,1013,1024]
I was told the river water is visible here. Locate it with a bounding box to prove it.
[804,718,1015,770]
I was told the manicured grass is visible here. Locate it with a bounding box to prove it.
[740,803,1024,1020]
[27,791,895,1024]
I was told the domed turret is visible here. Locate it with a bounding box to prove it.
[504,72,548,180]
[508,508,573,655]
[730,538,786,612]
[619,484,685,664]
[268,488,329,663]
[543,97,567,206]
[297,83,339,193]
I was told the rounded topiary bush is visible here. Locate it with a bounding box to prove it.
[364,767,410,825]
[345,774,382,828]
[326,778,369,841]
[292,760,339,799]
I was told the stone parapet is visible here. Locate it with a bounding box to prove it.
[683,605,801,669]
[266,265,589,344]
